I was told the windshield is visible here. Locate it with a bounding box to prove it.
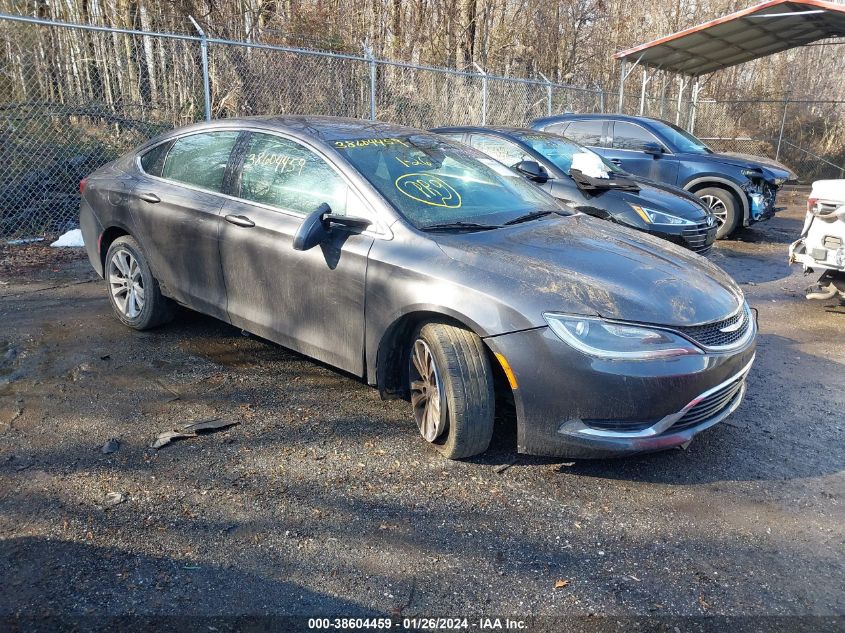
[331,134,565,229]
[648,120,712,154]
[512,131,624,176]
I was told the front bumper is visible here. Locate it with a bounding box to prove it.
[484,325,756,459]
[621,218,717,256]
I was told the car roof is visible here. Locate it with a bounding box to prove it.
[432,125,558,137]
[163,115,429,143]
[532,113,672,127]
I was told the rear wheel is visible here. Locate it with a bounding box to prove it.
[408,323,495,459]
[105,236,173,330]
[697,186,739,239]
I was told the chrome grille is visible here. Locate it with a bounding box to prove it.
[682,219,717,255]
[674,305,751,349]
[670,376,745,431]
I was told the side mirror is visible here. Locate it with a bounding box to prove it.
[293,203,331,251]
[643,142,664,156]
[293,203,374,251]
[515,160,549,183]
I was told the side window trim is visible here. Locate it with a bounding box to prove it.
[222,131,252,197]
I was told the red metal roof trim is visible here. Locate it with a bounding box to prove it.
[614,0,845,60]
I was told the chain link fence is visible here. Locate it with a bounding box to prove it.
[1,12,843,241]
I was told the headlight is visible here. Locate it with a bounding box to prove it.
[629,204,696,226]
[544,313,703,360]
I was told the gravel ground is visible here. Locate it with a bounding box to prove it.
[1,197,843,630]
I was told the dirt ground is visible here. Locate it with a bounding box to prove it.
[1,196,843,630]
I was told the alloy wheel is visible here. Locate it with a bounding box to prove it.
[108,248,145,319]
[700,194,727,226]
[409,339,447,442]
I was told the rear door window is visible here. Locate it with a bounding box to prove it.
[543,122,570,135]
[467,134,529,167]
[139,140,174,177]
[237,132,349,216]
[563,120,605,147]
[566,119,604,147]
[611,122,664,152]
[160,131,240,191]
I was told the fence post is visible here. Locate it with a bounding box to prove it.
[539,72,553,117]
[776,98,789,161]
[473,62,488,125]
[188,16,211,121]
[598,88,605,113]
[362,42,377,120]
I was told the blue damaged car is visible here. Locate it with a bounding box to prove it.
[531,113,795,239]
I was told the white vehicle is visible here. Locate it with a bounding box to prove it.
[789,179,845,301]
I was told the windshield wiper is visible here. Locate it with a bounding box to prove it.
[419,221,502,232]
[502,210,559,225]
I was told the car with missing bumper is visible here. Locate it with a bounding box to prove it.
[432,126,718,255]
[530,113,794,239]
[79,116,756,460]
[789,179,845,301]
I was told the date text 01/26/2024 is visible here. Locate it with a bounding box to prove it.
[307,618,528,630]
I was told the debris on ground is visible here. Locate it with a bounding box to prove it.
[103,492,127,508]
[150,418,239,449]
[50,229,84,247]
[554,579,570,590]
[101,438,120,454]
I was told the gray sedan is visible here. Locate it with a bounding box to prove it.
[79,116,756,460]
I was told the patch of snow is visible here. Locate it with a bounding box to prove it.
[571,151,609,179]
[50,229,85,248]
[6,237,44,245]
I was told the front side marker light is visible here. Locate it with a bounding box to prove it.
[494,352,519,389]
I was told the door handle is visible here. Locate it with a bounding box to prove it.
[139,192,160,203]
[225,214,255,228]
[610,159,623,166]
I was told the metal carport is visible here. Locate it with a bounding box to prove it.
[614,0,845,128]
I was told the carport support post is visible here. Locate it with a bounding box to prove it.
[688,76,700,132]
[539,72,553,116]
[639,69,648,115]
[676,76,688,125]
[474,62,488,125]
[776,98,789,161]
[362,42,377,120]
[189,15,211,122]
[658,73,667,119]
[617,59,626,112]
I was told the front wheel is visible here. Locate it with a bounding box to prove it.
[408,323,495,459]
[697,187,739,239]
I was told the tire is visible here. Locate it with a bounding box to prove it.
[696,186,739,239]
[408,322,495,459]
[104,235,174,330]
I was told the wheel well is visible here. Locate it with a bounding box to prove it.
[99,227,130,269]
[375,312,515,414]
[688,181,744,211]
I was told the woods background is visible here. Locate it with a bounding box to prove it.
[1,0,844,237]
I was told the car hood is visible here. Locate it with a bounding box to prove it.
[703,152,795,182]
[435,214,742,327]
